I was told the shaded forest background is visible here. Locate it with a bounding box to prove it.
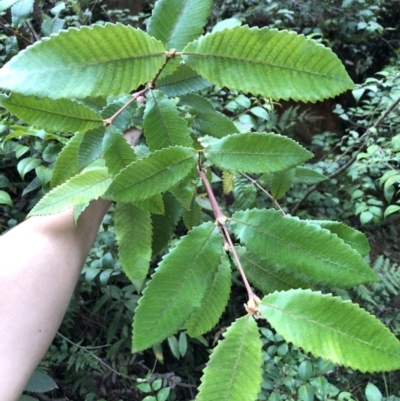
[1,0,400,400]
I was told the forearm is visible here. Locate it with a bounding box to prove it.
[0,199,111,400]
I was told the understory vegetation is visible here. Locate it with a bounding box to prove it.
[0,0,400,400]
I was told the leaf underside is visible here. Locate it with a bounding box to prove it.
[260,289,400,372]
[1,93,103,133]
[230,209,377,288]
[132,222,223,352]
[29,167,111,216]
[0,23,166,99]
[143,89,192,151]
[179,93,238,138]
[183,26,354,102]
[186,253,231,337]
[51,127,104,188]
[156,64,211,97]
[147,0,213,51]
[196,315,263,401]
[115,203,152,293]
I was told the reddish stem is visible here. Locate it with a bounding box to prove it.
[103,88,148,126]
[197,165,259,307]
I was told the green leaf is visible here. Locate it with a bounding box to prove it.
[230,209,377,287]
[11,0,33,29]
[270,169,296,199]
[212,18,242,33]
[233,176,257,210]
[186,254,231,337]
[0,23,166,99]
[41,15,65,37]
[17,157,41,179]
[294,167,328,185]
[132,222,223,352]
[115,203,152,293]
[259,289,400,372]
[236,246,309,294]
[104,146,197,202]
[196,315,263,401]
[147,0,212,51]
[102,126,137,177]
[180,94,238,138]
[204,133,313,174]
[178,332,187,356]
[100,95,140,133]
[29,167,111,216]
[152,192,182,255]
[182,195,202,230]
[1,94,103,133]
[156,64,211,97]
[169,171,197,210]
[365,383,382,401]
[51,127,104,188]
[134,194,165,215]
[24,370,58,393]
[183,26,354,102]
[0,0,21,12]
[306,220,370,256]
[143,90,192,151]
[167,335,181,359]
[0,190,13,206]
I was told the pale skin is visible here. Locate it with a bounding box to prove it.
[0,128,141,401]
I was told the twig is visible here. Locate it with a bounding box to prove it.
[103,88,148,126]
[291,96,400,215]
[241,173,286,216]
[56,332,136,381]
[197,165,260,311]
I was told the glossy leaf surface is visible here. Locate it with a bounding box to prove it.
[104,146,197,202]
[1,94,103,133]
[230,209,377,287]
[204,133,312,174]
[29,167,111,216]
[260,289,400,372]
[115,203,152,292]
[0,23,166,99]
[143,90,192,151]
[183,26,354,102]
[196,316,263,401]
[186,254,231,337]
[132,222,223,352]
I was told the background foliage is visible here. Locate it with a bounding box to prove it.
[0,0,399,400]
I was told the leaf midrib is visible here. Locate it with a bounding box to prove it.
[183,52,352,83]
[231,216,370,279]
[262,300,400,359]
[7,100,102,123]
[11,52,166,75]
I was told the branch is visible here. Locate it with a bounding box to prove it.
[56,332,136,381]
[197,164,260,313]
[241,173,286,216]
[291,96,400,215]
[103,88,148,126]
